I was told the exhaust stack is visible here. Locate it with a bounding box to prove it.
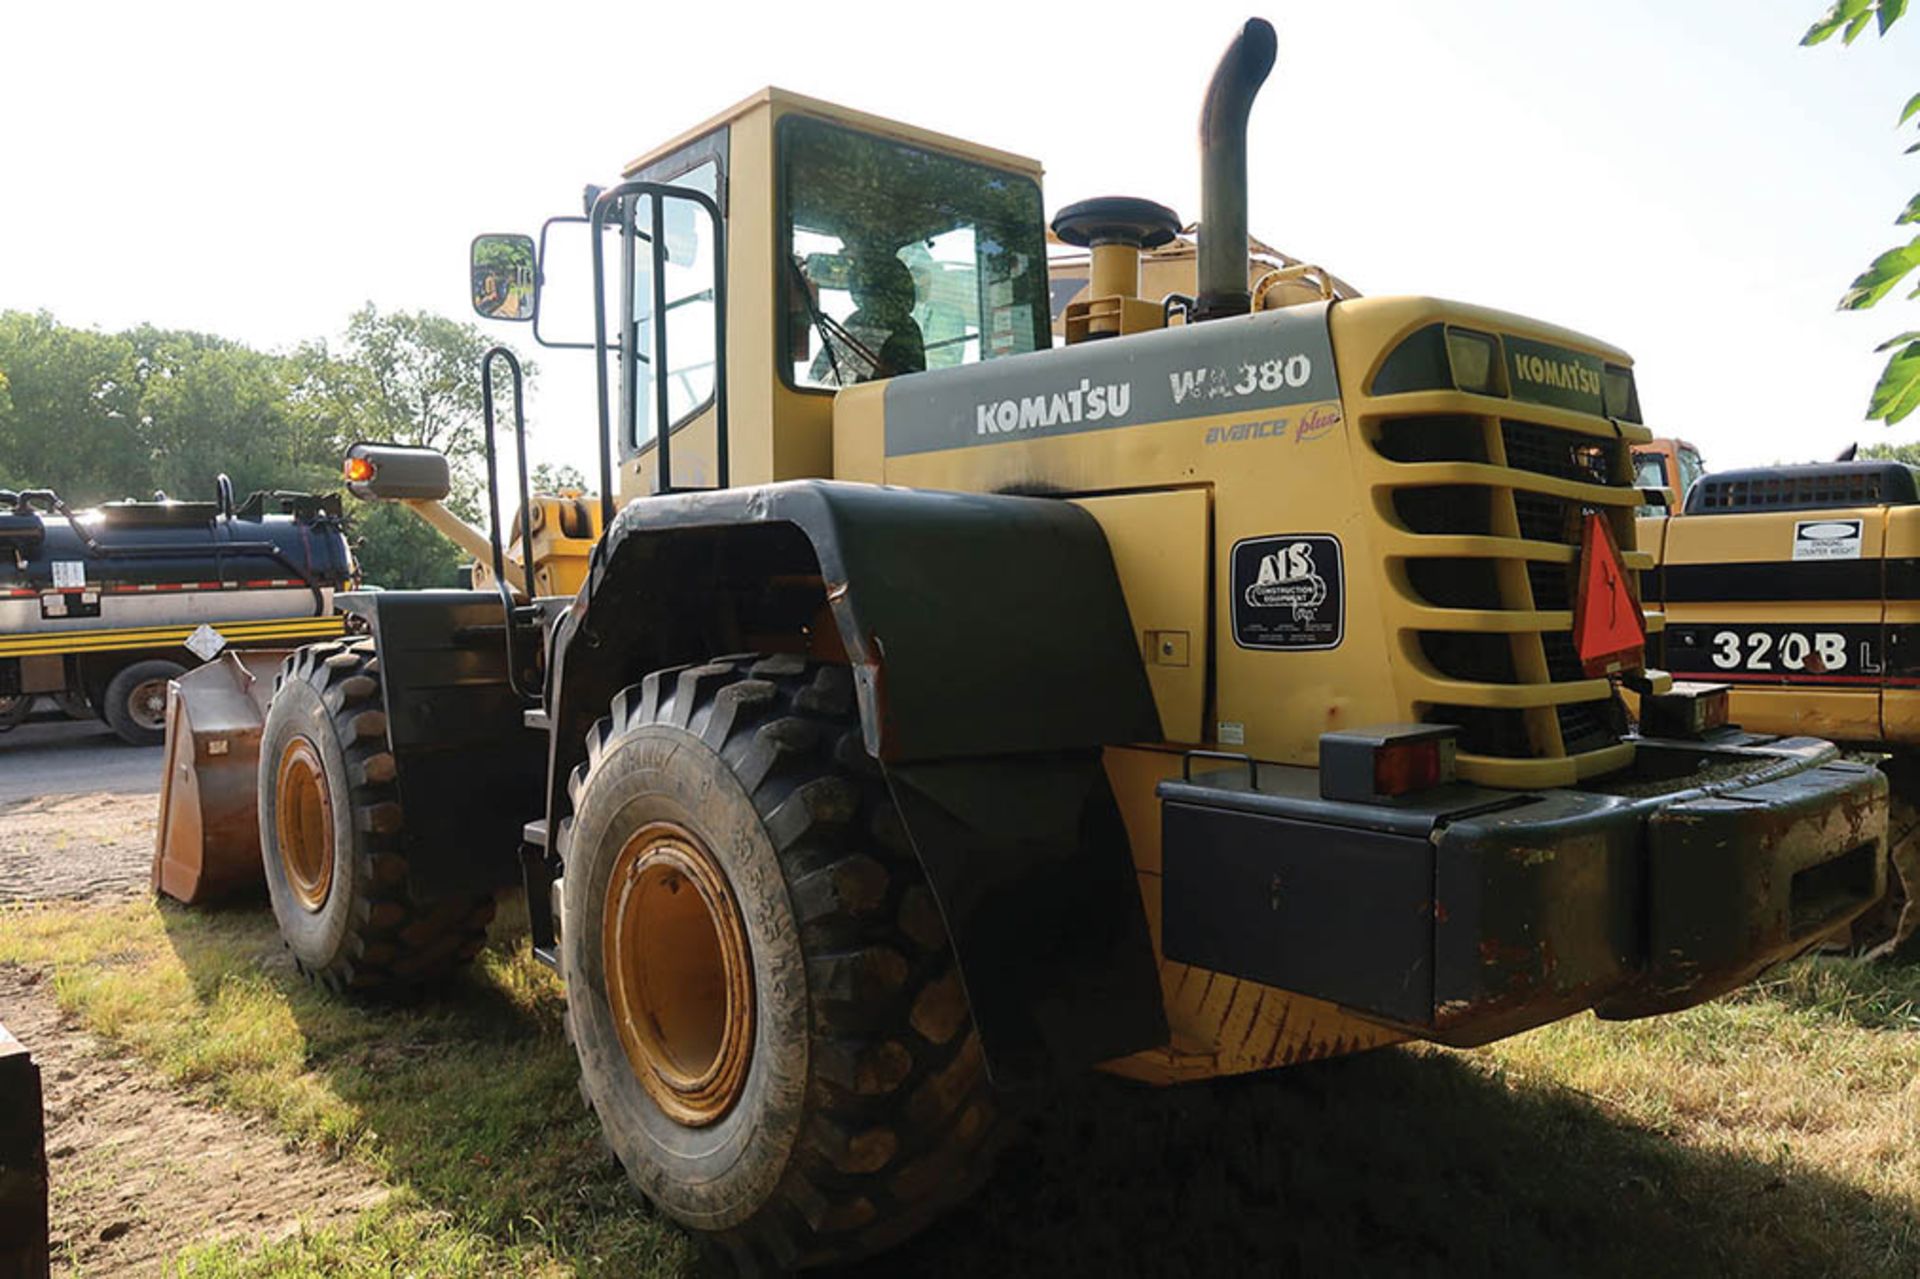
[1195,18,1277,322]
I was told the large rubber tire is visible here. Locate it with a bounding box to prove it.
[257,637,496,993]
[102,658,185,746]
[559,654,1005,1272]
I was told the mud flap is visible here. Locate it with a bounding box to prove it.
[886,754,1168,1087]
[152,650,287,904]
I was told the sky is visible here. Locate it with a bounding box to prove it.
[5,0,1918,486]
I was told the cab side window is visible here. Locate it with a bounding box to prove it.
[633,159,721,446]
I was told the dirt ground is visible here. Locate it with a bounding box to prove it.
[0,963,388,1277]
[0,793,157,903]
[0,789,391,1275]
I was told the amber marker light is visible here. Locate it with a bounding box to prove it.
[343,456,376,483]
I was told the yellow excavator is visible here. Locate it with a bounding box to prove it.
[155,20,1888,1269]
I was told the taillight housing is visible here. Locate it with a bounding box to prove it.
[1320,724,1460,803]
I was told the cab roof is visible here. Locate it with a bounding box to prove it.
[622,86,1045,182]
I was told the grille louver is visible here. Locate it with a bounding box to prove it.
[1368,407,1650,784]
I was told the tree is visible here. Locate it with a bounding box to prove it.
[298,306,536,587]
[0,311,147,502]
[1803,1,1920,421]
[0,305,535,590]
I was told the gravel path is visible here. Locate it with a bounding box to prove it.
[0,793,158,903]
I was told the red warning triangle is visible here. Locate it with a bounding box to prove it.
[1572,511,1645,677]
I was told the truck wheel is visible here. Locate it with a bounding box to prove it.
[0,695,30,732]
[102,659,185,746]
[257,638,496,993]
[560,654,1004,1271]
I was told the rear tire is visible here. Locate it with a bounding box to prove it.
[560,654,1004,1272]
[103,658,184,746]
[257,637,495,993]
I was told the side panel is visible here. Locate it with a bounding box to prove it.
[1073,490,1212,744]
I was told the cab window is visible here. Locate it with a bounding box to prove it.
[1677,445,1705,499]
[632,158,720,446]
[779,116,1049,390]
[1633,452,1669,491]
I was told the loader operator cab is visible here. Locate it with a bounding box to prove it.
[471,93,1055,502]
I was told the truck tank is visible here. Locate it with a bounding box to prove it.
[0,487,354,633]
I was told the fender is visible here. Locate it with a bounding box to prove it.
[336,590,545,898]
[543,479,1169,1085]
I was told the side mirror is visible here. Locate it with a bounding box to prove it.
[344,442,451,502]
[1638,485,1676,510]
[470,233,537,322]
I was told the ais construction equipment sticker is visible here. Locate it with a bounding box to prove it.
[1232,534,1344,650]
[1792,518,1863,561]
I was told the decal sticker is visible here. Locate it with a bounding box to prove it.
[1666,622,1882,684]
[1792,518,1862,561]
[51,560,86,589]
[1217,721,1246,746]
[1231,534,1344,651]
[1505,335,1605,416]
[883,302,1338,456]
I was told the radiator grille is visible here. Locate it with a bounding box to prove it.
[1375,409,1643,776]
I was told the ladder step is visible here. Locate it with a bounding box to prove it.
[524,707,552,731]
[522,819,549,849]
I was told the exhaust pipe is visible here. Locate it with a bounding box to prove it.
[1195,17,1278,322]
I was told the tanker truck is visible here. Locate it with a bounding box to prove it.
[0,483,354,745]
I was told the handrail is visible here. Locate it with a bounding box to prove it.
[481,344,537,704]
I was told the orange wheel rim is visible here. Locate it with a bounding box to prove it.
[274,737,334,912]
[602,821,754,1127]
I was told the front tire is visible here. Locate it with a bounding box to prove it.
[560,654,1003,1271]
[257,638,495,993]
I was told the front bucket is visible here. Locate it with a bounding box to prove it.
[152,650,288,904]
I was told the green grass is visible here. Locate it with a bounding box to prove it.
[0,897,693,1276]
[6,897,1920,1276]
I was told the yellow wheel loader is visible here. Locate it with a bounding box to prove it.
[158,20,1890,1269]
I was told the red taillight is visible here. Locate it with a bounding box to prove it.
[1373,739,1449,797]
[343,456,376,483]
[1320,725,1460,803]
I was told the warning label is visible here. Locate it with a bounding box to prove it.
[1231,534,1344,651]
[1792,518,1863,561]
